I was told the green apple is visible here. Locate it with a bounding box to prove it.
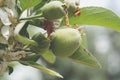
[67,2,77,15]
[41,1,66,20]
[50,27,82,57]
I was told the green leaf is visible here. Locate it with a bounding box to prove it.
[62,7,120,32]
[41,49,56,64]
[33,0,50,12]
[21,53,40,62]
[14,21,37,46]
[69,45,101,68]
[19,0,42,11]
[19,21,29,38]
[19,61,63,78]
[29,19,43,28]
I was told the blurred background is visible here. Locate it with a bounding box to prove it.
[6,0,120,80]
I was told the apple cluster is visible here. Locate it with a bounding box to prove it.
[30,1,82,57]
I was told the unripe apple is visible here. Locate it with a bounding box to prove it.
[50,27,82,57]
[30,32,50,54]
[67,2,77,15]
[41,1,66,20]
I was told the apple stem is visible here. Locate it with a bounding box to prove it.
[65,12,70,26]
[64,0,70,26]
[20,14,43,21]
